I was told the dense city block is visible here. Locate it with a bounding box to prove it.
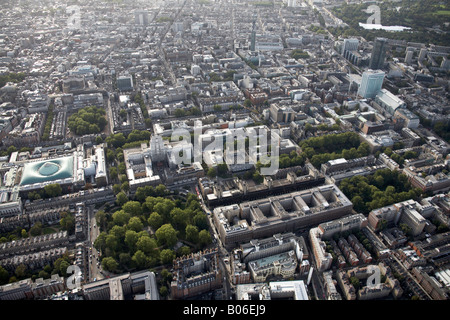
[0,0,449,302]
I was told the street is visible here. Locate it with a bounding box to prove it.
[87,205,103,282]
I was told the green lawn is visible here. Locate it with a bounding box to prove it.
[43,226,61,235]
[435,10,450,16]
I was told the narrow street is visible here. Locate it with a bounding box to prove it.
[87,205,103,282]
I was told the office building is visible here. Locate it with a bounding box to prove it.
[269,103,295,123]
[213,184,353,248]
[230,233,309,284]
[369,38,387,70]
[368,199,431,236]
[357,70,385,99]
[341,38,359,56]
[123,143,162,193]
[374,89,406,116]
[117,75,134,91]
[236,280,309,300]
[82,271,158,300]
[134,10,149,26]
[394,108,420,129]
[318,213,368,240]
[170,248,222,299]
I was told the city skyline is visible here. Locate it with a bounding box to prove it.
[0,0,448,307]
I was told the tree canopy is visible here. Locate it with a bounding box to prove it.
[339,168,422,214]
[68,106,107,136]
[299,132,370,168]
[93,185,211,274]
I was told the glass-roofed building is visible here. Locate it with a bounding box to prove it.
[20,157,74,186]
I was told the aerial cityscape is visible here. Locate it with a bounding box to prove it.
[0,0,449,304]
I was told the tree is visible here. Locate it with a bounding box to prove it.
[125,230,139,252]
[107,133,127,148]
[60,212,75,234]
[94,232,107,252]
[160,269,173,285]
[185,225,199,243]
[102,257,118,272]
[252,171,263,184]
[59,260,70,276]
[15,264,27,279]
[148,212,164,230]
[155,184,168,196]
[207,167,217,178]
[95,210,108,231]
[378,219,388,231]
[153,199,175,222]
[177,246,191,257]
[159,286,169,298]
[121,181,130,193]
[193,213,208,230]
[110,225,126,240]
[30,222,43,237]
[105,234,120,252]
[112,210,131,226]
[68,106,107,136]
[109,167,118,181]
[0,266,9,285]
[122,201,143,217]
[174,108,186,117]
[132,250,150,269]
[217,163,228,177]
[118,162,126,175]
[170,208,188,230]
[160,249,176,265]
[44,184,62,198]
[351,195,366,213]
[136,235,158,256]
[198,230,212,247]
[116,192,128,207]
[155,224,178,247]
[119,253,132,269]
[400,223,412,236]
[127,216,144,232]
[350,276,360,290]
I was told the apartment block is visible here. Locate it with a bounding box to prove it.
[230,233,308,284]
[170,248,222,299]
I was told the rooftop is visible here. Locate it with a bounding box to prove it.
[20,156,74,186]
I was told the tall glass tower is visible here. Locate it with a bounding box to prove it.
[358,70,385,99]
[369,38,387,70]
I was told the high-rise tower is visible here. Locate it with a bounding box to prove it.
[357,70,385,99]
[369,38,387,70]
[250,18,256,52]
